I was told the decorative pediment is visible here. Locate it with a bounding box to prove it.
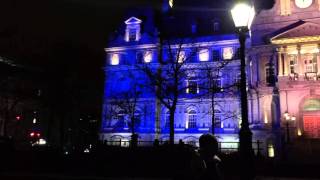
[125,17,142,25]
[271,21,320,44]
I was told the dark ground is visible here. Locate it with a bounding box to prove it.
[0,144,320,180]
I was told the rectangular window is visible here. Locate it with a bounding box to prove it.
[212,50,220,61]
[304,54,317,73]
[136,52,143,64]
[289,55,297,74]
[187,80,198,94]
[129,29,136,41]
[213,78,221,89]
[214,116,221,128]
[265,64,275,85]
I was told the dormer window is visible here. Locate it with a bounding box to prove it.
[213,22,220,32]
[125,17,142,42]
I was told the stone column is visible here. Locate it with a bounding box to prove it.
[297,45,303,76]
[277,47,283,76]
[283,47,289,76]
[317,44,320,74]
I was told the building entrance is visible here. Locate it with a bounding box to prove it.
[303,115,320,138]
[303,98,320,138]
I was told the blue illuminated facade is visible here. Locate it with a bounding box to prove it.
[100,3,271,148]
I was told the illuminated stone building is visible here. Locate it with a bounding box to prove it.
[249,0,320,148]
[101,0,320,155]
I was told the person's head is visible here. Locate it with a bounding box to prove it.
[199,134,218,157]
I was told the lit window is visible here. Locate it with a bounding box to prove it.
[111,54,120,65]
[304,54,317,73]
[187,110,197,129]
[223,47,234,60]
[144,51,152,63]
[199,49,209,62]
[289,55,298,74]
[178,51,186,63]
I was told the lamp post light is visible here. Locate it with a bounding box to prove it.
[231,1,255,158]
[284,113,296,143]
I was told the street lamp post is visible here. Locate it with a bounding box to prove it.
[284,112,296,143]
[231,1,255,157]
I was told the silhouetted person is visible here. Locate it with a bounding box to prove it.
[192,134,223,180]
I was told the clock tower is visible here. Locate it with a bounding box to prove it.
[252,0,320,45]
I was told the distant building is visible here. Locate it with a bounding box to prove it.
[101,0,320,156]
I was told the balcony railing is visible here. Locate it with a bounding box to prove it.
[279,73,320,82]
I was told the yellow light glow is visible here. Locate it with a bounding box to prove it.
[111,54,120,65]
[169,0,174,8]
[178,51,186,63]
[271,36,320,45]
[223,47,234,60]
[268,144,275,158]
[264,112,268,124]
[144,51,152,63]
[185,119,189,129]
[231,3,255,29]
[297,129,302,136]
[199,49,209,62]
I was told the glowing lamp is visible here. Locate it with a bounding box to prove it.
[231,3,255,30]
[30,132,35,137]
[37,133,41,137]
[169,0,174,8]
[199,49,209,62]
[16,116,21,121]
[297,129,302,136]
[144,51,152,63]
[268,144,275,158]
[291,116,296,121]
[111,54,120,65]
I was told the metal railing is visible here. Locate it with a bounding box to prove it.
[101,139,264,156]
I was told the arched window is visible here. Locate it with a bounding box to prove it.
[116,110,126,127]
[165,111,170,129]
[133,110,141,127]
[188,110,197,129]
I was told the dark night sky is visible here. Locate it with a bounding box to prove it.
[0,0,274,68]
[0,0,275,106]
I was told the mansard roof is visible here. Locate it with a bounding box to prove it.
[270,21,320,44]
[107,4,236,48]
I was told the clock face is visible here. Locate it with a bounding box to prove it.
[295,0,313,8]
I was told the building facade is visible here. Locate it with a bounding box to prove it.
[101,0,320,155]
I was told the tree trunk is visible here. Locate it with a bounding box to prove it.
[169,108,175,145]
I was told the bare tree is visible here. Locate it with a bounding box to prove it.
[105,69,144,146]
[141,38,199,145]
[198,56,241,135]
